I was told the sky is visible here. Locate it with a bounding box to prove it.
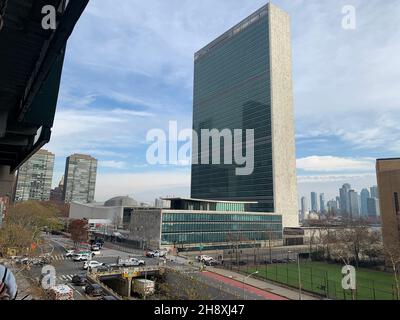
[46,0,400,204]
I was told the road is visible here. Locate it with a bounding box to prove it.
[25,234,296,300]
[27,234,162,300]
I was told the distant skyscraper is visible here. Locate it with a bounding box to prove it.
[360,188,370,216]
[14,149,54,202]
[50,176,64,203]
[348,190,360,219]
[190,3,298,227]
[367,197,379,218]
[339,183,351,217]
[370,185,379,199]
[63,154,97,204]
[311,192,318,213]
[301,197,308,220]
[319,193,326,214]
[327,199,339,215]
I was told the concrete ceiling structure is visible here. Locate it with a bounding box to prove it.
[0,0,88,173]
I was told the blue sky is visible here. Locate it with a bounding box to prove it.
[46,0,400,203]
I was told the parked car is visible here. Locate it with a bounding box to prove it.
[85,283,104,297]
[146,250,167,258]
[72,275,87,286]
[83,261,105,271]
[196,255,214,263]
[204,259,221,266]
[117,257,145,267]
[100,295,118,301]
[17,257,30,265]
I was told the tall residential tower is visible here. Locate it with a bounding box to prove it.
[190,3,298,227]
[63,154,97,204]
[14,149,54,202]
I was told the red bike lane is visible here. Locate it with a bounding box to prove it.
[201,271,288,300]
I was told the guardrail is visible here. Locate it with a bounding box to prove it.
[91,265,164,278]
[87,274,123,300]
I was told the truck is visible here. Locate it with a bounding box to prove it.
[132,279,155,297]
[117,257,145,267]
[47,285,74,301]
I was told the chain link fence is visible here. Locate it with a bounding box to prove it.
[222,257,399,300]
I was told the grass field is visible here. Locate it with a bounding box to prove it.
[244,261,399,300]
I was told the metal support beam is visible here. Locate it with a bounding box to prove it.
[17,0,89,122]
[0,110,8,137]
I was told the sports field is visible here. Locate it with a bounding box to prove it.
[245,261,399,300]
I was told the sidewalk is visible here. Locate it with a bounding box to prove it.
[206,267,320,300]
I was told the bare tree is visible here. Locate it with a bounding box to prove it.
[384,234,400,300]
[331,220,380,268]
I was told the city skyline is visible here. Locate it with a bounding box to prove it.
[300,183,380,218]
[43,0,395,202]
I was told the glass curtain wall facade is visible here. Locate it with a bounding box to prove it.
[191,6,274,212]
[161,211,282,247]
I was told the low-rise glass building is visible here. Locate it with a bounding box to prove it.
[129,198,283,251]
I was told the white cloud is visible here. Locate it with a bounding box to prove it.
[47,107,159,157]
[297,173,376,183]
[99,161,128,170]
[297,156,375,172]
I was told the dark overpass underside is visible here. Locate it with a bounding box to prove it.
[0,0,88,197]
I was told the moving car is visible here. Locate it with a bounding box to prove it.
[78,250,94,257]
[72,275,87,286]
[91,244,101,252]
[85,283,103,297]
[83,261,105,270]
[90,239,104,248]
[94,265,110,273]
[73,254,90,262]
[65,250,75,258]
[145,250,167,258]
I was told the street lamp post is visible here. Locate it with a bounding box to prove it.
[297,253,302,300]
[243,271,259,299]
[287,250,302,300]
